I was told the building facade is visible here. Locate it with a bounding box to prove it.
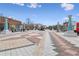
[0,16,21,32]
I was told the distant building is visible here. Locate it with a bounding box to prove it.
[34,23,46,30]
[0,16,22,32]
[63,22,68,31]
[63,21,76,31]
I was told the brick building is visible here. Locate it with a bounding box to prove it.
[0,16,21,32]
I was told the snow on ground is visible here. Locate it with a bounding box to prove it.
[57,32,79,48]
[43,31,58,56]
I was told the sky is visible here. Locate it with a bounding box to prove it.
[0,3,79,26]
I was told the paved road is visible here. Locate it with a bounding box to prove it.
[43,31,58,56]
[0,30,79,56]
[34,31,58,56]
[0,30,59,56]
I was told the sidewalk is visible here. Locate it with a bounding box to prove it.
[55,31,79,48]
[51,30,79,55]
[0,30,43,56]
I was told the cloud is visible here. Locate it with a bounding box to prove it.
[64,17,68,20]
[12,3,25,6]
[64,16,75,20]
[8,16,12,18]
[27,3,42,8]
[12,3,42,8]
[76,14,79,16]
[72,16,75,19]
[61,3,74,11]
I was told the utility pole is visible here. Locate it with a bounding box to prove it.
[57,22,61,32]
[26,18,30,25]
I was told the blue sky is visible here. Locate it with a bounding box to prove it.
[0,3,79,25]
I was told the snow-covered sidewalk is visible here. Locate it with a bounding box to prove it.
[54,31,79,48]
[43,31,58,56]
